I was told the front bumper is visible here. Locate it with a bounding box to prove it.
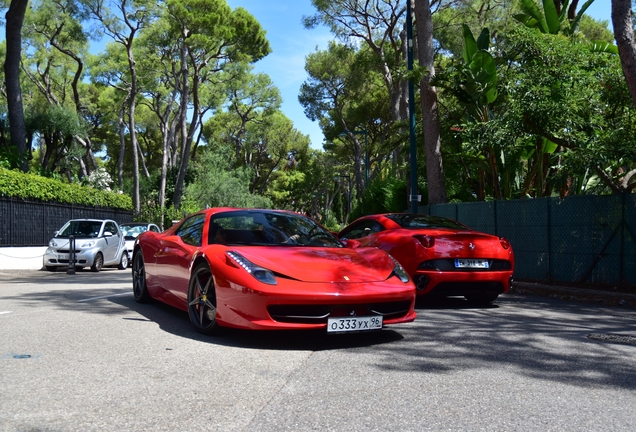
[214,277,417,331]
[43,247,99,268]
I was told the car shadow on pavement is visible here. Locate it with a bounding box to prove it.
[414,296,499,310]
[2,270,407,351]
[111,294,405,351]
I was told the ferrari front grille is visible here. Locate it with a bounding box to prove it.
[268,301,412,324]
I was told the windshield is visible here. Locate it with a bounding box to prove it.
[120,224,148,240]
[385,214,468,230]
[57,221,103,238]
[209,210,342,248]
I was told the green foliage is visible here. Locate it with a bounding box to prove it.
[350,177,407,221]
[186,145,272,209]
[0,167,132,209]
[514,0,606,43]
[0,144,28,171]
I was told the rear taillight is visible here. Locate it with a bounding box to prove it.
[413,235,435,248]
[499,237,511,250]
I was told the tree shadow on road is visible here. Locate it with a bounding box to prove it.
[5,273,636,392]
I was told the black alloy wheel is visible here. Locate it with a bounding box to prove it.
[187,262,220,335]
[132,252,150,303]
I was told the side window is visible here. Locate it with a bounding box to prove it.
[104,222,118,236]
[150,225,160,232]
[176,214,205,246]
[340,220,384,240]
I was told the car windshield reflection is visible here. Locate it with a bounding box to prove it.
[386,214,468,230]
[57,221,102,238]
[120,224,149,240]
[209,210,343,248]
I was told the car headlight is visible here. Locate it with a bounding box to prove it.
[49,240,58,248]
[387,254,410,283]
[80,240,96,248]
[226,251,277,285]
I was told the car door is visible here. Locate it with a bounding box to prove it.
[156,214,206,304]
[101,221,121,264]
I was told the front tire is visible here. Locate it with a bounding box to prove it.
[118,252,129,270]
[91,252,103,272]
[132,252,150,303]
[187,262,220,335]
[45,266,57,272]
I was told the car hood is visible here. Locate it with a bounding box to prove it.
[50,238,98,248]
[49,237,121,249]
[227,246,397,283]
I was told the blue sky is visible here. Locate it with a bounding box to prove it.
[228,0,612,150]
[226,0,332,149]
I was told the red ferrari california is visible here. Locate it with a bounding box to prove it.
[132,208,416,334]
[338,213,514,304]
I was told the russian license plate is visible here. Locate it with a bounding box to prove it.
[455,259,489,269]
[57,254,69,261]
[327,316,383,333]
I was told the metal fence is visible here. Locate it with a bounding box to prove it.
[419,193,636,288]
[0,196,134,247]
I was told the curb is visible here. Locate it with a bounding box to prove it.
[511,281,636,309]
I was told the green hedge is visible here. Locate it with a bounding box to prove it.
[0,167,133,210]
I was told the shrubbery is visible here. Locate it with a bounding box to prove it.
[0,167,132,210]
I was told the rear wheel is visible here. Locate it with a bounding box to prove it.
[91,253,103,272]
[465,293,499,305]
[132,252,150,303]
[118,252,129,270]
[187,262,220,335]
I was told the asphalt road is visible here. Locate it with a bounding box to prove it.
[1,269,635,431]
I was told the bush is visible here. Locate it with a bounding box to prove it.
[350,177,408,221]
[0,167,132,209]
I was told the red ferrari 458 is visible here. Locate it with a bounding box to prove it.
[132,208,416,334]
[338,213,514,304]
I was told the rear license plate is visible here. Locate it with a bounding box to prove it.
[57,254,69,261]
[327,316,383,333]
[455,259,489,269]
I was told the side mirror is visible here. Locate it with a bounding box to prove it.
[103,231,113,238]
[341,239,361,249]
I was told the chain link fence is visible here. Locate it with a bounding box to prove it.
[419,194,636,288]
[0,196,134,247]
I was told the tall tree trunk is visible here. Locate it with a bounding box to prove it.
[413,0,447,204]
[173,38,190,210]
[126,44,141,217]
[4,0,29,172]
[612,0,636,106]
[117,102,128,191]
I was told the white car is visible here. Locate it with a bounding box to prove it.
[120,222,161,266]
[43,219,128,272]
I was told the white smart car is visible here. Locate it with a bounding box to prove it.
[43,219,128,272]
